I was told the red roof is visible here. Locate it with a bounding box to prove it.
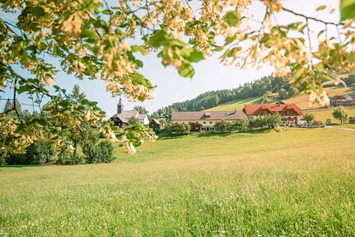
[243,104,303,116]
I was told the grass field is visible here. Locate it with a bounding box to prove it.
[1,128,355,236]
[303,107,355,123]
[205,97,262,111]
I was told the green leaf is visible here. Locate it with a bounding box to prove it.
[135,60,143,68]
[223,11,241,27]
[225,36,236,45]
[30,6,45,17]
[178,64,195,78]
[181,48,204,63]
[148,30,167,48]
[316,5,327,11]
[212,46,224,52]
[102,9,113,15]
[0,20,5,33]
[187,50,204,63]
[341,0,355,21]
[131,45,149,55]
[17,85,29,94]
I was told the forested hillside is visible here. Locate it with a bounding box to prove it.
[151,74,355,119]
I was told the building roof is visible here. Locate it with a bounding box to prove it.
[110,110,140,124]
[330,94,354,102]
[151,119,161,125]
[243,104,303,116]
[171,111,247,121]
[137,114,148,120]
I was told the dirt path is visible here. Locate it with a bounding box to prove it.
[325,126,355,131]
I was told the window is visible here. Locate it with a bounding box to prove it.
[203,122,206,124]
[210,122,212,124]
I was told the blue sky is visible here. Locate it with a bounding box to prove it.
[0,0,340,116]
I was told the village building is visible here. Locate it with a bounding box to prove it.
[171,111,247,132]
[109,98,149,127]
[330,95,355,107]
[149,119,162,132]
[243,104,303,125]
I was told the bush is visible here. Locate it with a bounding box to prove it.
[170,122,190,134]
[0,157,6,166]
[326,118,332,124]
[56,152,85,165]
[349,117,355,124]
[84,140,115,164]
[7,140,54,165]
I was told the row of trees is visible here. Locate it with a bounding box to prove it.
[214,120,249,132]
[170,123,191,135]
[170,113,282,134]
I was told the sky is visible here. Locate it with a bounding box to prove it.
[0,0,342,117]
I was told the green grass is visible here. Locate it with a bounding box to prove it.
[1,129,355,236]
[303,107,355,123]
[204,97,262,111]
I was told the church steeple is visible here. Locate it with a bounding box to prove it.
[117,97,124,114]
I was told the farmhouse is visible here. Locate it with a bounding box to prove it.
[109,98,149,127]
[243,103,303,125]
[171,111,247,132]
[149,119,162,132]
[330,95,355,107]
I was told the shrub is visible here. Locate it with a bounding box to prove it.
[349,117,355,124]
[303,113,315,124]
[170,122,190,134]
[7,140,54,165]
[0,157,6,166]
[84,140,115,164]
[326,118,332,124]
[57,152,84,165]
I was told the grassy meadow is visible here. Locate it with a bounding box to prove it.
[303,107,355,123]
[1,128,355,236]
[204,97,262,111]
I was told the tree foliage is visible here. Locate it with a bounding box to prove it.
[170,122,191,135]
[332,106,348,124]
[248,113,282,128]
[133,105,149,115]
[303,113,315,124]
[1,0,355,155]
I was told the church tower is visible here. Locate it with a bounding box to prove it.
[117,98,124,114]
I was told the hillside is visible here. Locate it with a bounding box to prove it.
[283,86,355,110]
[204,97,262,111]
[208,86,355,111]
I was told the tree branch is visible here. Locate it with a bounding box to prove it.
[282,7,355,30]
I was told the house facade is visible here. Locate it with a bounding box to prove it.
[330,95,355,107]
[109,98,149,127]
[171,111,247,132]
[243,104,303,125]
